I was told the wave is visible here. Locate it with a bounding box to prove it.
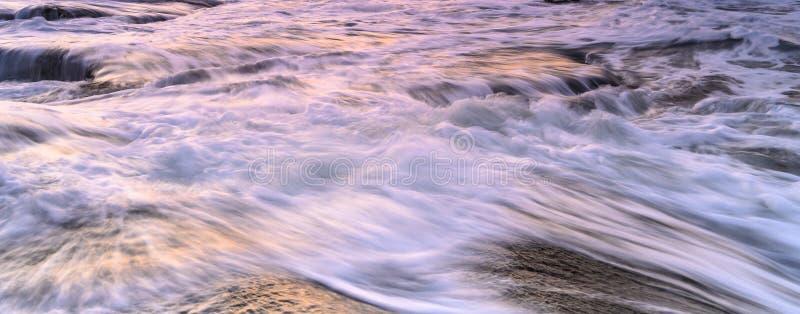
[3,0,223,23]
[14,4,110,21]
[0,48,94,82]
[0,103,129,154]
[1,0,800,312]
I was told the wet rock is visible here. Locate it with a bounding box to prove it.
[76,81,139,98]
[154,69,212,88]
[777,64,800,73]
[224,76,307,93]
[727,60,777,69]
[15,5,110,21]
[11,1,223,23]
[456,46,608,80]
[0,10,13,21]
[172,0,224,8]
[167,275,388,313]
[783,90,800,99]
[631,37,743,54]
[625,37,744,82]
[116,0,223,8]
[771,39,800,53]
[692,97,800,115]
[488,81,526,97]
[691,97,776,114]
[568,90,649,116]
[552,42,615,65]
[656,75,740,106]
[428,47,622,103]
[728,147,800,176]
[716,4,795,15]
[560,75,618,94]
[126,14,174,24]
[407,82,470,107]
[234,58,296,74]
[474,240,735,313]
[0,48,94,82]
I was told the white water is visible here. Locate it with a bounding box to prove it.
[0,0,799,312]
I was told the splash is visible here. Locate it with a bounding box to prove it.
[0,0,799,312]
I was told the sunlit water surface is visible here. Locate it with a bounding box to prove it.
[0,0,799,312]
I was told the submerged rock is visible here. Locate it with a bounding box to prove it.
[167,275,388,313]
[15,5,110,21]
[122,0,223,8]
[0,48,94,82]
[474,240,740,313]
[656,75,741,106]
[727,147,800,176]
[0,10,13,20]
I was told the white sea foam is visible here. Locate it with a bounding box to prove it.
[0,0,799,313]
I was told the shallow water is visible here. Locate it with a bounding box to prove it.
[0,0,799,312]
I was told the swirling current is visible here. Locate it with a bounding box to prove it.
[0,0,799,313]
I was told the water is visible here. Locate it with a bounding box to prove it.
[0,0,799,312]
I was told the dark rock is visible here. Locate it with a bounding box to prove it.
[474,240,740,313]
[631,37,744,54]
[0,48,94,82]
[154,69,212,88]
[224,76,307,93]
[716,4,795,15]
[488,81,526,97]
[76,81,139,98]
[778,64,800,73]
[113,0,223,8]
[0,10,13,20]
[165,275,388,313]
[407,82,477,107]
[568,90,650,116]
[783,90,800,99]
[727,60,777,69]
[15,5,110,21]
[173,0,223,7]
[728,147,800,176]
[626,37,744,81]
[234,59,295,74]
[656,75,741,106]
[561,74,618,95]
[772,39,800,53]
[551,42,615,64]
[126,14,174,24]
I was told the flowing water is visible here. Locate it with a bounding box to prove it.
[0,0,799,312]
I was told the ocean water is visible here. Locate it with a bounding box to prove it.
[0,0,799,312]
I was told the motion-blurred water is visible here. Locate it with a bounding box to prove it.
[0,0,799,312]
